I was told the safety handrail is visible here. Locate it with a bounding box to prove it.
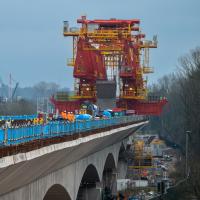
[0,115,146,146]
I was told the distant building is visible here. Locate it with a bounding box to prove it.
[0,96,7,103]
[150,139,166,157]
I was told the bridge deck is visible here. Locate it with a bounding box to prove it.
[0,120,147,197]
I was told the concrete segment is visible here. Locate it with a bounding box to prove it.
[0,121,147,200]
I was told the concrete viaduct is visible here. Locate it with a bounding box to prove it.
[0,121,148,200]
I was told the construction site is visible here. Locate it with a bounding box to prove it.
[0,15,173,200]
[51,16,167,115]
[117,133,177,199]
[1,0,198,198]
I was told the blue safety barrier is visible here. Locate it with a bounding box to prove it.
[0,129,4,146]
[0,115,145,146]
[0,115,38,121]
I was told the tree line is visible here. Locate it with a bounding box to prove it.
[149,47,200,199]
[0,81,69,101]
[0,81,70,115]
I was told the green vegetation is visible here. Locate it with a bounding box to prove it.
[149,47,200,199]
[0,99,36,115]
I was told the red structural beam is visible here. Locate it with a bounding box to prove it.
[50,97,80,113]
[134,99,168,116]
[77,18,140,25]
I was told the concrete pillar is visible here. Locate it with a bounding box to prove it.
[117,160,128,179]
[77,184,101,200]
[111,169,118,196]
[43,184,71,200]
[102,169,118,197]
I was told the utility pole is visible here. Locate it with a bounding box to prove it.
[4,121,10,145]
[9,73,12,102]
[185,130,191,178]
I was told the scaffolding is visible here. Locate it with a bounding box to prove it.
[51,16,167,115]
[63,16,157,102]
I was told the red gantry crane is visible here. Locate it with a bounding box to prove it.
[51,16,167,115]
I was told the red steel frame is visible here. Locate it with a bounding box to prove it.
[51,16,167,115]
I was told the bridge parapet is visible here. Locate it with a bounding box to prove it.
[0,120,148,168]
[0,119,148,200]
[0,115,146,147]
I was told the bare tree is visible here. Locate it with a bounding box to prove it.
[34,81,60,97]
[0,99,36,115]
[149,47,200,199]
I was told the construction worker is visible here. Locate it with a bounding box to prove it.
[61,111,67,120]
[39,118,44,125]
[33,118,37,125]
[63,111,67,120]
[70,112,75,122]
[66,112,75,122]
[66,112,70,121]
[61,111,64,119]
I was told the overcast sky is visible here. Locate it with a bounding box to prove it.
[0,0,200,89]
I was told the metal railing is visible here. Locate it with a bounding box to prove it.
[0,115,146,146]
[0,115,37,121]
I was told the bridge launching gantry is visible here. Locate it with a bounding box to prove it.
[52,16,167,115]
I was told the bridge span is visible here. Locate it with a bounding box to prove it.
[0,120,148,200]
